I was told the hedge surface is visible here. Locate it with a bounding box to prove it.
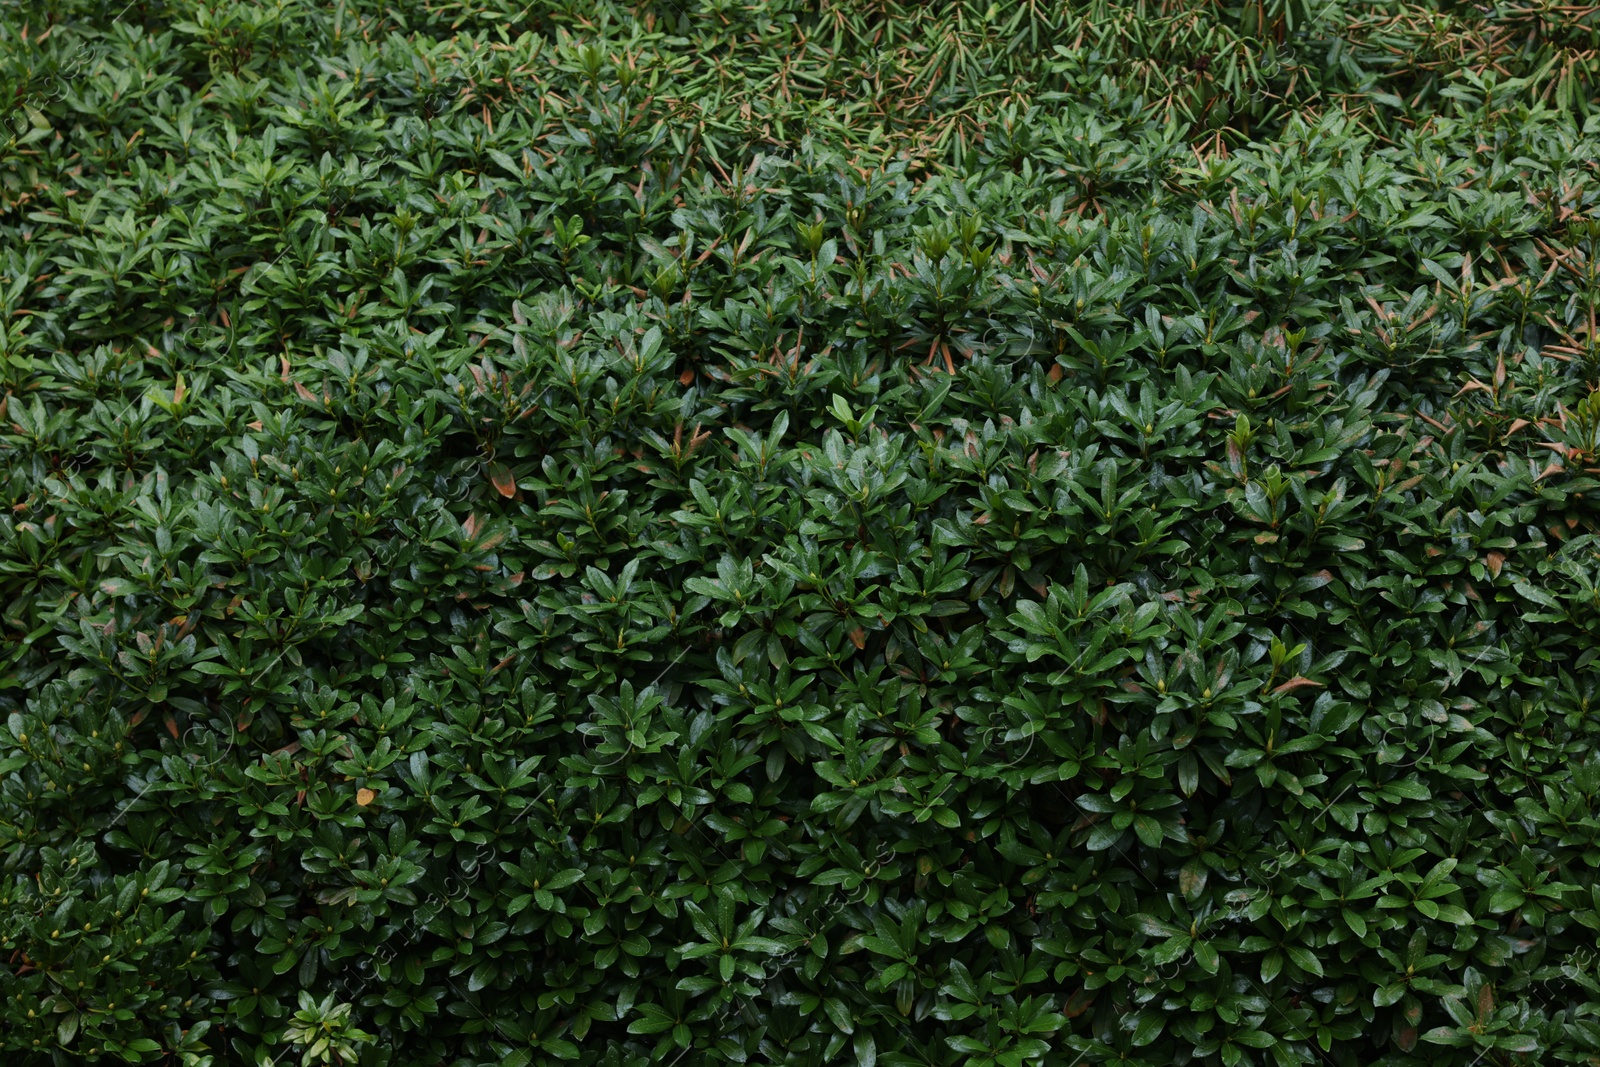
[4,1,1600,1065]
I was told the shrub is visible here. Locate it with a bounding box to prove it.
[4,1,1600,1066]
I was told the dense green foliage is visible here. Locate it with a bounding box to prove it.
[5,0,1600,1064]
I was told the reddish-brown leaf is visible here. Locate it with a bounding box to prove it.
[488,461,516,498]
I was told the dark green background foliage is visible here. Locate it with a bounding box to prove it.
[4,0,1600,1064]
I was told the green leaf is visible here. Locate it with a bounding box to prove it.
[1487,888,1526,913]
[1129,1010,1165,1046]
[1285,945,1325,978]
[628,1006,678,1035]
[1421,1027,1474,1047]
[1179,859,1208,900]
[1150,934,1192,965]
